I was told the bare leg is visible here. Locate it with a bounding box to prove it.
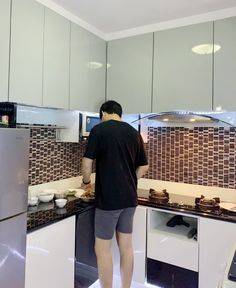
[116,232,134,288]
[95,237,113,288]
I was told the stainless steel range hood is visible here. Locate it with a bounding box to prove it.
[138,111,235,126]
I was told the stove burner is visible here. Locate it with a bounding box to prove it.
[195,195,220,211]
[149,188,169,204]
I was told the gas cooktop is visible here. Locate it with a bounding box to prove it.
[138,191,236,222]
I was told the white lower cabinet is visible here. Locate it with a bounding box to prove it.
[112,205,147,284]
[199,218,236,288]
[25,216,75,288]
[147,208,199,272]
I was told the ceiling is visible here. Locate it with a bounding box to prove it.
[50,0,236,36]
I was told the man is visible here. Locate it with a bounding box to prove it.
[82,100,148,288]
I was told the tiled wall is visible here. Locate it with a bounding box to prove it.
[28,127,86,185]
[28,126,236,190]
[145,127,236,189]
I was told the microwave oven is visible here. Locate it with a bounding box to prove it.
[80,113,101,137]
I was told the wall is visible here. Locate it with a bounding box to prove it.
[28,126,86,185]
[28,125,236,190]
[145,127,236,189]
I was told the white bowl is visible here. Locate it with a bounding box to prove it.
[28,197,38,206]
[55,199,67,208]
[38,193,54,203]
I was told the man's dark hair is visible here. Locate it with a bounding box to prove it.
[99,100,122,119]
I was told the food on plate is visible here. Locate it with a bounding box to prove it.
[81,188,95,199]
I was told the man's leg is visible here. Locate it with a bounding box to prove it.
[95,237,113,288]
[116,231,134,288]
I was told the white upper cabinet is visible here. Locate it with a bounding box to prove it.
[9,0,44,106]
[107,33,153,114]
[214,17,236,111]
[70,24,106,112]
[88,33,106,112]
[0,0,11,102]
[43,9,70,109]
[153,22,213,112]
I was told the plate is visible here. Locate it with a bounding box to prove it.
[220,202,236,212]
[79,196,95,203]
[72,189,85,198]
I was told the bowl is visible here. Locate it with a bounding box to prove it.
[54,190,68,199]
[28,196,38,206]
[38,193,54,203]
[55,199,67,208]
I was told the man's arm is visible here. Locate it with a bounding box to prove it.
[136,165,149,179]
[82,157,93,184]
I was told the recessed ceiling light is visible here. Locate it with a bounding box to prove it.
[192,44,221,55]
[163,118,169,122]
[189,118,196,122]
[107,63,111,68]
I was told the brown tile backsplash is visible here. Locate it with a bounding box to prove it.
[27,125,236,189]
[27,126,87,185]
[145,127,236,189]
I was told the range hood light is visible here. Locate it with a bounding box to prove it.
[192,44,221,55]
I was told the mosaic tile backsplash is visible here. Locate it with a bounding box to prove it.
[28,127,86,185]
[28,126,236,189]
[145,127,236,189]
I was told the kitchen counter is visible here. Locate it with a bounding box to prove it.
[27,196,94,232]
[138,197,236,224]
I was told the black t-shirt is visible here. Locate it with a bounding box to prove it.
[84,120,148,210]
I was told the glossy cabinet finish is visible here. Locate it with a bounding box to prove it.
[199,217,236,288]
[70,24,106,112]
[0,0,10,101]
[153,22,213,112]
[43,8,70,109]
[88,33,106,112]
[10,0,44,106]
[214,17,236,111]
[112,206,147,284]
[25,216,75,288]
[107,33,153,113]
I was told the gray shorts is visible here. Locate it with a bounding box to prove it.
[94,207,136,240]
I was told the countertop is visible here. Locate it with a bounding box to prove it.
[27,196,94,232]
[27,193,236,232]
[138,197,236,224]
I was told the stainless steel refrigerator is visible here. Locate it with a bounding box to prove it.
[0,128,30,288]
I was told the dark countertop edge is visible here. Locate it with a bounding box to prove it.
[27,198,95,233]
[27,205,94,233]
[138,200,236,224]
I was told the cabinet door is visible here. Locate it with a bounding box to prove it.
[112,206,147,284]
[25,216,75,288]
[199,218,236,288]
[0,0,10,101]
[214,17,236,111]
[9,0,44,106]
[43,8,70,109]
[107,34,153,113]
[88,33,106,112]
[153,22,213,112]
[70,24,106,112]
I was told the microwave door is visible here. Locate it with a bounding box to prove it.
[0,129,29,220]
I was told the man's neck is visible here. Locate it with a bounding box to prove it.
[105,114,121,121]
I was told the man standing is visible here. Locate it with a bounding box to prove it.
[82,100,148,288]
